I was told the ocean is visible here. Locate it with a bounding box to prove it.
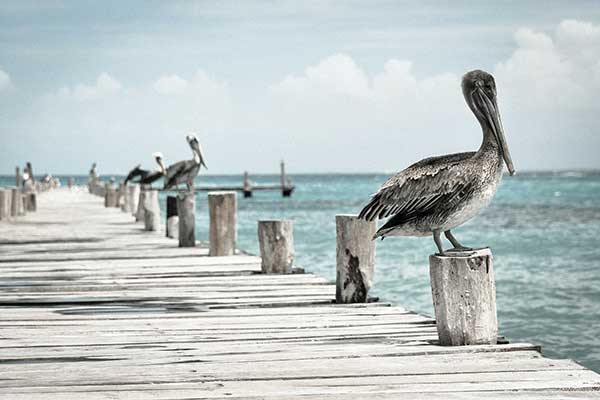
[1,171,599,372]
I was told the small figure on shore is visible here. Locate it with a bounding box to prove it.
[163,134,207,192]
[358,70,515,256]
[124,153,167,185]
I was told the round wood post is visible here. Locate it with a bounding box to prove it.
[0,189,11,221]
[429,248,498,346]
[129,184,140,217]
[243,171,252,198]
[177,193,197,246]
[120,183,129,212]
[16,166,22,188]
[208,191,237,256]
[143,189,160,231]
[135,186,146,222]
[166,195,179,239]
[10,188,21,217]
[258,220,294,274]
[26,193,36,212]
[104,183,118,208]
[68,177,74,189]
[335,214,376,304]
[21,194,29,215]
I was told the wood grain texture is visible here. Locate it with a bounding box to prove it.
[258,220,294,273]
[208,191,236,256]
[429,248,497,345]
[0,189,597,399]
[335,214,376,303]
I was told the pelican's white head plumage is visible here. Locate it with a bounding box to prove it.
[185,133,207,169]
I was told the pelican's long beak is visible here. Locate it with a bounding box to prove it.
[193,141,208,169]
[476,89,515,176]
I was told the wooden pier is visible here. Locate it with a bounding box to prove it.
[0,188,599,399]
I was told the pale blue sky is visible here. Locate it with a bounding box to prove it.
[1,1,600,174]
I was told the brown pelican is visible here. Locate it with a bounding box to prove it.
[124,153,166,185]
[358,70,515,256]
[163,134,207,191]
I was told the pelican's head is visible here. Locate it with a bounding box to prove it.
[462,70,515,176]
[186,133,207,169]
[152,152,166,173]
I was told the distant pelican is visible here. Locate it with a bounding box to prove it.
[163,134,207,191]
[124,152,166,185]
[358,70,515,256]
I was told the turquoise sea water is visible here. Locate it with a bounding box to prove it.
[1,172,599,372]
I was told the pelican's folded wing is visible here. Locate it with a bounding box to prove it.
[358,152,475,222]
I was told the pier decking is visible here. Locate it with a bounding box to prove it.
[0,189,598,399]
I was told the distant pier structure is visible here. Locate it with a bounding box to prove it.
[194,161,295,198]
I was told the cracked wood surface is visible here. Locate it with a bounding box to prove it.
[0,188,598,399]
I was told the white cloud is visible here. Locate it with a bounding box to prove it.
[266,19,600,171]
[153,74,188,95]
[56,73,122,101]
[0,68,12,92]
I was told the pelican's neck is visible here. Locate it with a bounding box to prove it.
[477,120,500,154]
[193,151,200,165]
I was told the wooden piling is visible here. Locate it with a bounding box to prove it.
[10,188,20,217]
[135,186,146,222]
[143,189,160,231]
[16,166,21,188]
[258,220,294,274]
[165,195,178,239]
[25,193,36,212]
[429,248,498,346]
[177,193,196,246]
[128,184,140,216]
[208,191,236,256]
[0,189,11,221]
[119,183,129,212]
[335,214,376,303]
[243,171,252,198]
[104,183,118,208]
[68,177,74,189]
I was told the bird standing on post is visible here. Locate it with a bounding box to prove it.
[124,153,167,185]
[163,134,207,192]
[358,70,515,256]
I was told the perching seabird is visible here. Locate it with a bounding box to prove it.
[163,134,207,191]
[124,152,166,185]
[358,70,515,256]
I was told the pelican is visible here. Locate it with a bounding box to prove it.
[124,153,166,185]
[358,70,515,256]
[163,134,207,191]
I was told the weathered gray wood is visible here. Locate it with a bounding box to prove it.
[0,189,597,399]
[68,177,74,189]
[21,193,29,214]
[258,220,294,274]
[135,186,146,222]
[0,189,11,221]
[10,188,23,217]
[143,189,160,231]
[176,193,195,246]
[335,214,376,303]
[25,193,37,212]
[15,166,21,188]
[429,248,498,346]
[208,191,236,256]
[119,183,129,212]
[104,183,118,207]
[166,195,179,239]
[128,184,140,217]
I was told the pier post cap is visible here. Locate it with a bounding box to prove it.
[208,191,237,196]
[429,247,492,261]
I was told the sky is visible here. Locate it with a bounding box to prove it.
[1,1,600,175]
